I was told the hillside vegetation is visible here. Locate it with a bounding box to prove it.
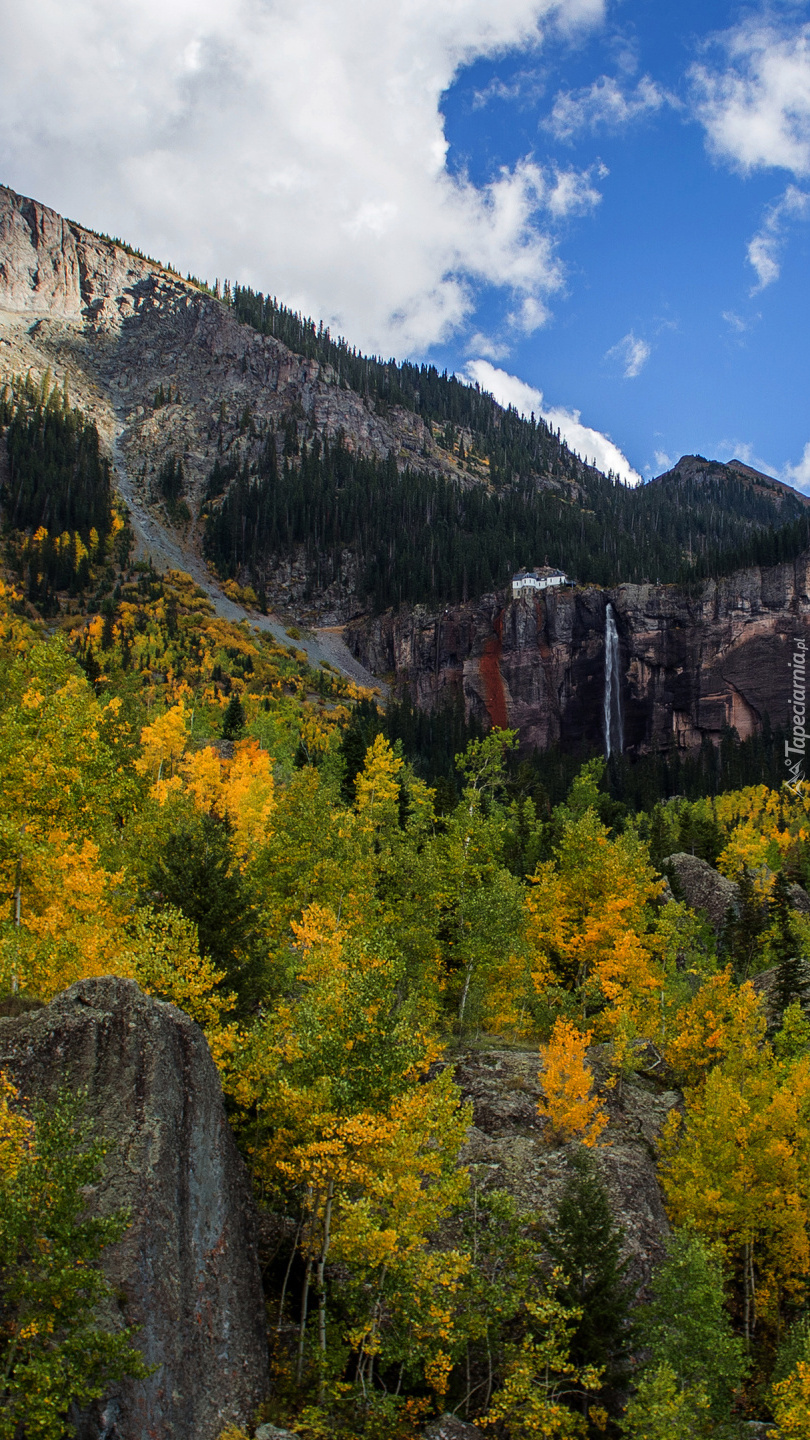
[197,286,810,607]
[4,385,810,1438]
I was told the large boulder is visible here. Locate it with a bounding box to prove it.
[664,852,739,934]
[0,977,268,1439]
[453,1046,677,1291]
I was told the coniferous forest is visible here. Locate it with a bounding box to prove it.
[5,335,810,1440]
[200,377,810,610]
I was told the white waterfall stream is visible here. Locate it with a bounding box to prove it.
[604,602,623,758]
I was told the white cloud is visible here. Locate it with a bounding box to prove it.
[606,331,651,378]
[546,74,671,140]
[466,332,512,361]
[746,183,810,290]
[472,68,545,110]
[722,309,750,332]
[546,163,607,216]
[784,441,810,492]
[465,359,642,485]
[715,439,778,476]
[0,0,605,357]
[691,20,810,176]
[653,449,674,473]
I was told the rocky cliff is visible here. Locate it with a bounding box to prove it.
[0,977,268,1439]
[347,552,810,755]
[0,184,465,621]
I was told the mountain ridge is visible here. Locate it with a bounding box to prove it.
[2,182,810,629]
[651,452,810,509]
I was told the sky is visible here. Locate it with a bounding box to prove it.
[3,1,810,487]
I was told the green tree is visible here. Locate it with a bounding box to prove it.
[725,865,768,982]
[221,691,246,740]
[637,1229,746,1422]
[542,1148,632,1391]
[0,1083,147,1438]
[146,811,263,1012]
[620,1362,710,1440]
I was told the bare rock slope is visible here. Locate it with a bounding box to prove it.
[0,184,453,626]
[0,977,268,1440]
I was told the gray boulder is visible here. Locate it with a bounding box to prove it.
[423,1417,485,1440]
[664,852,739,934]
[0,976,268,1439]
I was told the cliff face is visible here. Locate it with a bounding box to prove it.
[0,185,455,620]
[0,977,269,1440]
[347,552,810,754]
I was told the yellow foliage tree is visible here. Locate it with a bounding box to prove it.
[661,1048,810,1338]
[0,1072,34,1179]
[354,733,404,835]
[180,738,275,856]
[136,702,190,797]
[772,1360,810,1439]
[483,1276,602,1439]
[538,1018,608,1147]
[663,969,766,1087]
[526,806,664,1032]
[226,902,470,1399]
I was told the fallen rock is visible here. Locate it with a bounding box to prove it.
[0,976,268,1439]
[423,1415,485,1440]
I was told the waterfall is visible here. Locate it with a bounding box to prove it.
[604,603,623,759]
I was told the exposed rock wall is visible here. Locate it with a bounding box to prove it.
[453,1046,676,1290]
[0,977,268,1440]
[347,554,810,755]
[0,184,469,621]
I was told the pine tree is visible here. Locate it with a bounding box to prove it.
[771,871,810,1021]
[147,813,262,1012]
[221,691,245,740]
[542,1147,632,1388]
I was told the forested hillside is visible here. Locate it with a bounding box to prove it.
[196,289,810,606]
[4,385,810,1438]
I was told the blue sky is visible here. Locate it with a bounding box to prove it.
[2,0,810,486]
[436,1,810,484]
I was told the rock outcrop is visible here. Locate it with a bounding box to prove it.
[347,556,810,756]
[664,853,740,934]
[453,1046,676,1290]
[0,184,474,621]
[0,977,268,1439]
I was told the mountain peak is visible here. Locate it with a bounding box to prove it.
[651,452,810,509]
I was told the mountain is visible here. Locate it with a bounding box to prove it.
[651,453,810,512]
[3,183,810,627]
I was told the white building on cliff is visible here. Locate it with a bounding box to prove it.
[511,567,569,598]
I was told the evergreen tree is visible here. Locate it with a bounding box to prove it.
[146,813,263,1012]
[542,1147,632,1389]
[221,692,246,740]
[725,866,768,981]
[771,871,810,1021]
